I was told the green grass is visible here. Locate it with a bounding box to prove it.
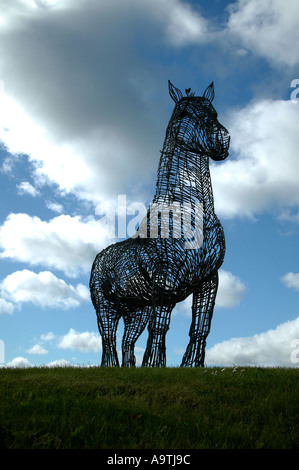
[0,366,298,449]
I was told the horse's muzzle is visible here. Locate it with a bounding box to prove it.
[210,126,230,161]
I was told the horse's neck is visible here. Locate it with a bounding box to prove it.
[153,139,216,220]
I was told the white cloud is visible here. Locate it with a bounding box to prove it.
[134,346,145,366]
[7,356,32,368]
[0,93,95,199]
[40,332,55,342]
[277,209,299,225]
[216,270,246,308]
[17,181,40,197]
[46,202,64,214]
[206,316,299,367]
[0,297,14,315]
[281,272,299,292]
[58,328,101,352]
[0,0,210,206]
[164,1,208,46]
[0,213,111,277]
[1,0,208,47]
[0,0,297,217]
[27,344,48,355]
[212,99,299,219]
[177,269,246,316]
[45,359,72,368]
[3,357,85,368]
[0,269,89,309]
[227,0,299,66]
[1,0,297,220]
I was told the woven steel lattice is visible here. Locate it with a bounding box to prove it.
[90,81,230,367]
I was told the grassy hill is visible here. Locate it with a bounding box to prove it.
[0,366,298,449]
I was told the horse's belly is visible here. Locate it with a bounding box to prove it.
[91,229,224,307]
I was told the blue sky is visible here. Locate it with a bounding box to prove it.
[0,0,299,368]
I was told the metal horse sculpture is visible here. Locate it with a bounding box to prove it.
[90,80,230,367]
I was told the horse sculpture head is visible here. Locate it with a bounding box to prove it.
[168,80,230,161]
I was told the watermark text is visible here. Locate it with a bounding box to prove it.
[96,195,203,249]
[290,79,299,103]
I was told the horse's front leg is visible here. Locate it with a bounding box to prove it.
[181,272,218,367]
[142,302,174,367]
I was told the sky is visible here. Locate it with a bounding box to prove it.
[0,0,299,368]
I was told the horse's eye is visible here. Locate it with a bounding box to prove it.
[176,110,188,120]
[208,106,217,118]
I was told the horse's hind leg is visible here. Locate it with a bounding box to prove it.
[181,272,218,367]
[96,300,121,367]
[122,307,150,367]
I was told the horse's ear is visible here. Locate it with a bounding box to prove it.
[168,80,183,103]
[203,82,215,102]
